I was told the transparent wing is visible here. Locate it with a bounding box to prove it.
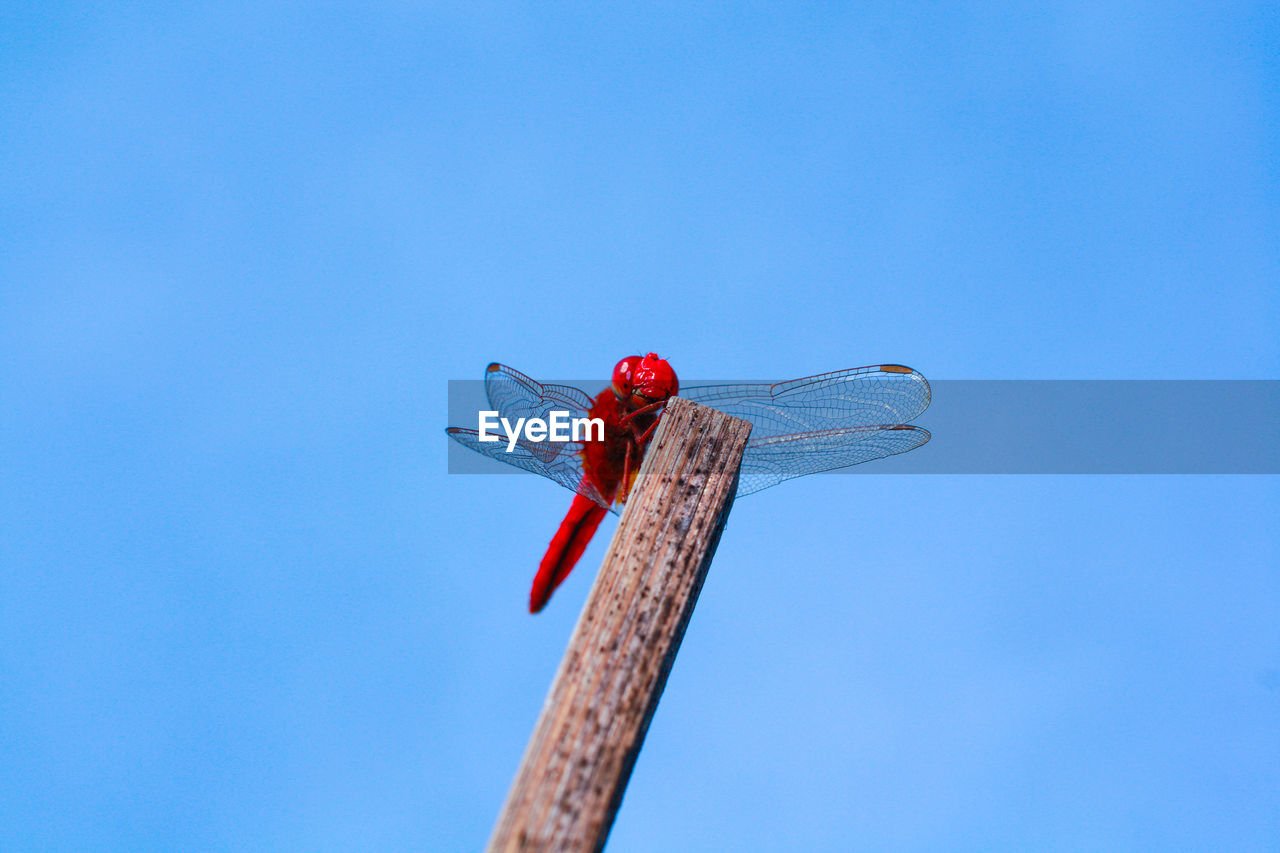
[681,365,930,439]
[484,363,595,423]
[447,363,615,513]
[450,362,930,506]
[737,425,931,497]
[445,428,617,513]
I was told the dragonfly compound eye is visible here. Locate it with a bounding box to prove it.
[612,355,643,398]
[632,353,679,400]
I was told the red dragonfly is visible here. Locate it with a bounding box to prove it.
[447,354,930,612]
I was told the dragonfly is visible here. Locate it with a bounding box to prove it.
[447,354,930,612]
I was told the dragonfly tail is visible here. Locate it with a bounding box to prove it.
[531,493,608,613]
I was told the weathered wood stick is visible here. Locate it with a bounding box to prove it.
[485,398,752,853]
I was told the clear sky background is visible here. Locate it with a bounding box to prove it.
[2,3,1277,851]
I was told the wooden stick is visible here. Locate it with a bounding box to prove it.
[485,398,752,853]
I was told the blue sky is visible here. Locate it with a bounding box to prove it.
[2,2,1277,850]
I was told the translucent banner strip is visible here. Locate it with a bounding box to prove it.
[447,380,1280,475]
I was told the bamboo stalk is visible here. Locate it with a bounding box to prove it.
[485,398,752,853]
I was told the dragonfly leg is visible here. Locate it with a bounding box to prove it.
[620,399,668,449]
[618,398,666,427]
[636,414,663,446]
[618,439,634,504]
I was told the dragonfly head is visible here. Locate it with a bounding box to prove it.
[612,353,678,409]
